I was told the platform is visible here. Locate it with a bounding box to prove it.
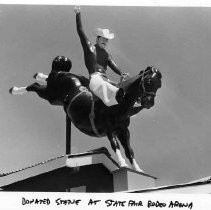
[112,167,157,192]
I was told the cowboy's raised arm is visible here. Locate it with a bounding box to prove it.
[74,6,90,51]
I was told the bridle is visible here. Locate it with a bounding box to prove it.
[140,67,157,97]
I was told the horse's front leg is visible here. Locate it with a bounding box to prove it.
[107,132,128,168]
[116,127,144,172]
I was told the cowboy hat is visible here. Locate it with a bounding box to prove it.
[96,28,114,39]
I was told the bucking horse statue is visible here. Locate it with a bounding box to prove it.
[9,56,162,172]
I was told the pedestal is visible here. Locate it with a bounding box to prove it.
[112,167,157,192]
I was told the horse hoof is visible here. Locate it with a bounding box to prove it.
[119,163,129,168]
[132,166,144,173]
[136,168,144,173]
[9,87,14,94]
[33,73,47,82]
[33,73,38,79]
[9,87,27,95]
[131,158,144,172]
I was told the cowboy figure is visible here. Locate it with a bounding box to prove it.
[74,6,129,106]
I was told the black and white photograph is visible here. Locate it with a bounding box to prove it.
[0,0,211,208]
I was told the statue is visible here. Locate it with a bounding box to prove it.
[9,56,162,172]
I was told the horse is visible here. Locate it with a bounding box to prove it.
[9,56,162,172]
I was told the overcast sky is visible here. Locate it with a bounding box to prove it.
[1,4,211,186]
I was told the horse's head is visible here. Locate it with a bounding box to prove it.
[52,56,72,73]
[137,66,162,109]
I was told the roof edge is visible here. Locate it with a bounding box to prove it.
[128,176,211,193]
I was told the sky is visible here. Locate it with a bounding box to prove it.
[0,4,211,187]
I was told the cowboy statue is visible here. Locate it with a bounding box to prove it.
[74,5,129,106]
[33,5,129,106]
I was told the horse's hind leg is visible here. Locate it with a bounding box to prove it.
[26,82,49,100]
[9,86,27,95]
[10,82,48,100]
[107,132,128,168]
[33,72,48,83]
[116,128,144,172]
